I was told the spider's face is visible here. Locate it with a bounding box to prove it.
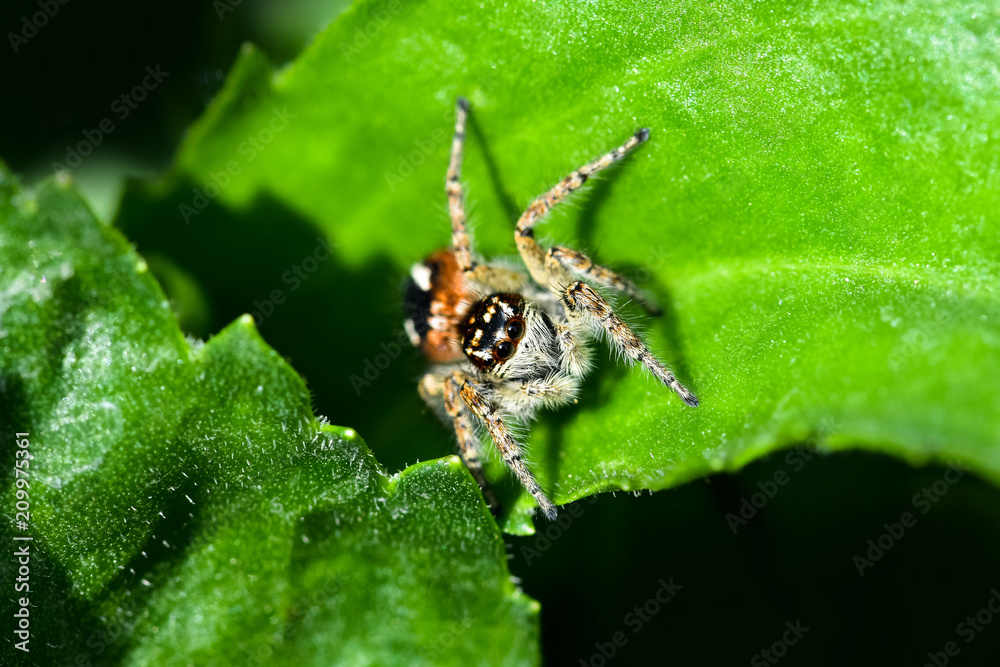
[461,293,528,373]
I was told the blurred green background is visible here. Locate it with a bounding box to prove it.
[0,0,351,220]
[3,0,1000,664]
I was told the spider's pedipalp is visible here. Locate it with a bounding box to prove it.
[492,372,580,417]
[547,245,662,316]
[563,280,698,407]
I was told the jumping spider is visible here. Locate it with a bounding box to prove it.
[404,98,698,520]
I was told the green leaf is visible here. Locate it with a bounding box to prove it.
[120,0,1000,528]
[0,166,538,665]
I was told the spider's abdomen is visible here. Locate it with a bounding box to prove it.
[403,249,471,363]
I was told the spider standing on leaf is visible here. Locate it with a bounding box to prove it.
[404,98,698,520]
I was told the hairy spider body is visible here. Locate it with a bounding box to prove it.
[407,98,698,520]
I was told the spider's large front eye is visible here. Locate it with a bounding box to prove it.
[494,340,514,360]
[506,319,524,340]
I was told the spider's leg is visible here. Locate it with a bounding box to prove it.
[514,129,650,286]
[420,372,500,516]
[442,375,501,516]
[547,245,662,316]
[447,98,473,272]
[562,281,698,407]
[451,374,557,520]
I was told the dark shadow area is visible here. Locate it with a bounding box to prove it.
[467,110,521,225]
[574,174,618,252]
[0,0,343,180]
[116,180,447,473]
[573,140,655,254]
[0,0,251,176]
[510,450,1000,665]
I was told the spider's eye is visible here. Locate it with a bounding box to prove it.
[506,319,524,340]
[494,340,515,360]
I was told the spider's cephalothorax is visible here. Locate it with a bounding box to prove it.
[409,98,698,521]
[462,293,528,371]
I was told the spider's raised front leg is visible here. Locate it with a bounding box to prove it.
[562,281,698,407]
[419,372,500,515]
[446,98,474,272]
[514,128,650,288]
[449,373,557,520]
[445,98,527,292]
